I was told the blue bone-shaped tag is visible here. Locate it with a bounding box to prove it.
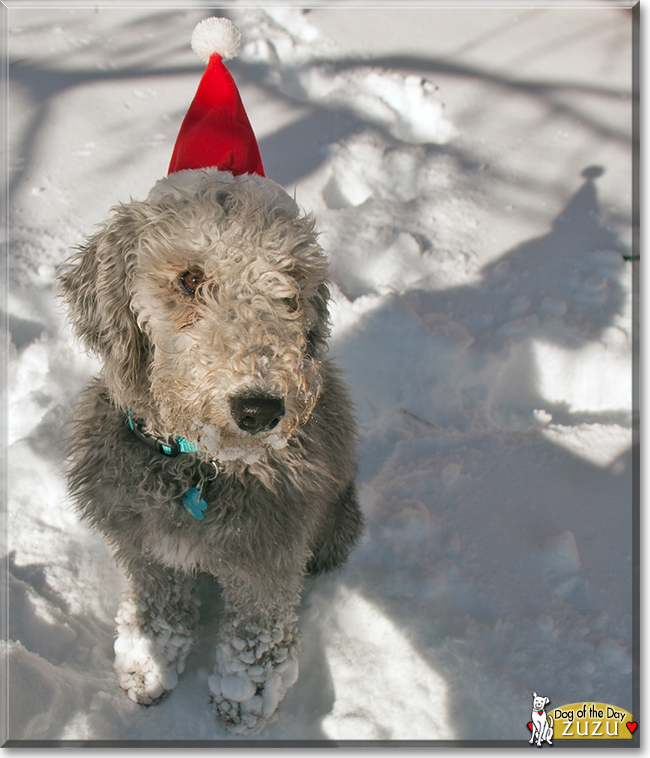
[182,486,207,520]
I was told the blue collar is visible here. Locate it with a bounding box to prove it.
[126,408,219,521]
[127,408,203,457]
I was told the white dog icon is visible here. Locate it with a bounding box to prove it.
[529,692,553,746]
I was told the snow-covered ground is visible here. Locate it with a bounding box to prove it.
[4,2,636,746]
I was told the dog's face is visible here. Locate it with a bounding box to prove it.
[59,174,331,463]
[532,693,549,712]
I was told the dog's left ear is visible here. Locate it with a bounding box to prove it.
[58,202,150,410]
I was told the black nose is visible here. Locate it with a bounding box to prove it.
[230,394,285,434]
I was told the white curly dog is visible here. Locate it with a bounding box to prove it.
[58,18,362,734]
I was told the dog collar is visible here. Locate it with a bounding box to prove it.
[127,408,203,457]
[127,409,220,521]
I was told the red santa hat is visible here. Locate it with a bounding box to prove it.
[168,17,265,177]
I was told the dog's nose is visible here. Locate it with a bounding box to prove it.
[230,394,285,434]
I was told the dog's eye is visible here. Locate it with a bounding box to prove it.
[283,296,299,313]
[181,269,205,296]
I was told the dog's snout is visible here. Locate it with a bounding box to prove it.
[230,394,285,434]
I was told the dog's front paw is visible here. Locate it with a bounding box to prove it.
[208,623,299,733]
[113,598,194,705]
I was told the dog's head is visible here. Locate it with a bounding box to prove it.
[532,693,550,711]
[58,169,331,463]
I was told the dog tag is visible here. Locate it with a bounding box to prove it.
[182,485,208,520]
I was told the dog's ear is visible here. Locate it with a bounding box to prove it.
[532,692,537,698]
[304,281,331,356]
[57,202,150,410]
[545,697,549,706]
[281,214,331,357]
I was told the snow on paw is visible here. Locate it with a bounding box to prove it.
[209,622,300,733]
[113,599,193,706]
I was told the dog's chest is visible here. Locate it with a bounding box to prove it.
[143,528,210,572]
[136,467,265,573]
[140,496,232,573]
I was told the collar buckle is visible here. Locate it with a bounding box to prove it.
[127,413,180,457]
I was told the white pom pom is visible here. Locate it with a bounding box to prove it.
[191,17,242,63]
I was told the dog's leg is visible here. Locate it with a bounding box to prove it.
[306,480,364,576]
[531,723,541,745]
[545,718,553,744]
[210,613,299,734]
[208,571,303,734]
[113,562,199,706]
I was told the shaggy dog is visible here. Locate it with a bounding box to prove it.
[58,167,363,733]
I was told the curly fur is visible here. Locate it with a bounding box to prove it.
[57,169,363,733]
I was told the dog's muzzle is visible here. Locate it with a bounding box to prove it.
[229,393,285,435]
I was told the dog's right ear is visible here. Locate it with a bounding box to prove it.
[57,202,150,410]
[532,692,537,698]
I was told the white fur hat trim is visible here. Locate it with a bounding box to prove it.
[148,168,299,218]
[191,17,242,63]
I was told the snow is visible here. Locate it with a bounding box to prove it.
[4,2,636,747]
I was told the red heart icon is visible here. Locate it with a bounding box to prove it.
[626,722,637,734]
[538,710,544,715]
[527,721,533,731]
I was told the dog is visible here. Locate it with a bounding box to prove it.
[57,17,362,734]
[529,692,553,746]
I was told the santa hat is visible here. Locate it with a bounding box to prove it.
[168,17,265,177]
